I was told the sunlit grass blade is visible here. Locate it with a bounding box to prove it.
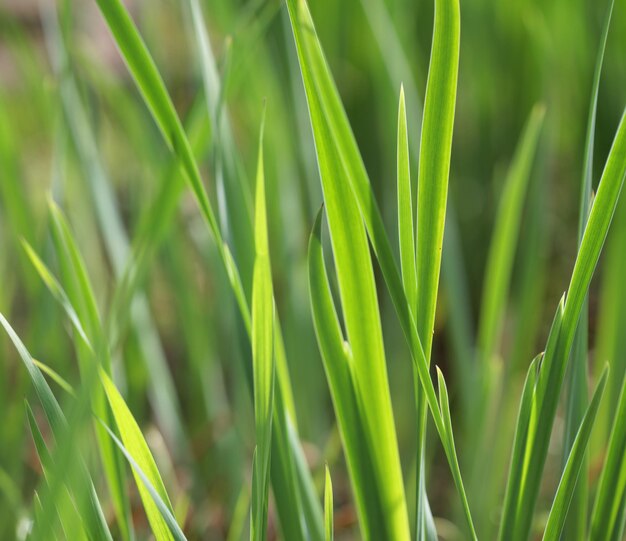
[562,2,614,537]
[413,12,461,520]
[590,373,626,540]
[250,113,275,541]
[543,365,608,541]
[97,419,188,541]
[308,208,386,538]
[89,3,319,536]
[101,369,176,541]
[287,2,410,535]
[324,466,333,541]
[286,1,475,534]
[397,86,417,310]
[90,0,218,236]
[415,0,460,361]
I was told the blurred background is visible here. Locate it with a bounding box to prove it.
[1,0,625,539]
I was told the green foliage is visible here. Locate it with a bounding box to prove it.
[2,0,626,540]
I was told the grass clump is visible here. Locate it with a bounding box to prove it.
[0,0,625,540]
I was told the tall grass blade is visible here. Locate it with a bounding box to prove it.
[286,1,410,535]
[90,4,320,536]
[499,107,626,540]
[90,0,248,324]
[285,1,474,534]
[562,2,614,537]
[308,208,386,538]
[250,114,276,541]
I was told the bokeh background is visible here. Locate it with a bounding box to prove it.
[1,0,626,539]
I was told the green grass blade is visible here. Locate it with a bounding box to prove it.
[500,107,626,540]
[324,466,333,541]
[91,0,249,326]
[543,365,608,541]
[33,360,75,397]
[33,202,134,540]
[415,0,460,361]
[499,352,544,541]
[562,2,614,537]
[476,104,545,365]
[0,313,65,434]
[91,0,218,237]
[590,373,626,541]
[97,419,188,541]
[101,369,176,541]
[308,208,386,538]
[286,1,474,533]
[89,5,318,535]
[436,368,477,539]
[286,3,410,536]
[0,314,112,541]
[397,86,417,310]
[20,239,90,348]
[250,114,275,541]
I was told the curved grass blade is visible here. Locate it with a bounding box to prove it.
[543,365,608,541]
[562,2,614,537]
[33,360,75,397]
[98,420,188,541]
[90,0,248,326]
[101,370,176,541]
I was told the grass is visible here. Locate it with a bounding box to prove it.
[1,0,626,539]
